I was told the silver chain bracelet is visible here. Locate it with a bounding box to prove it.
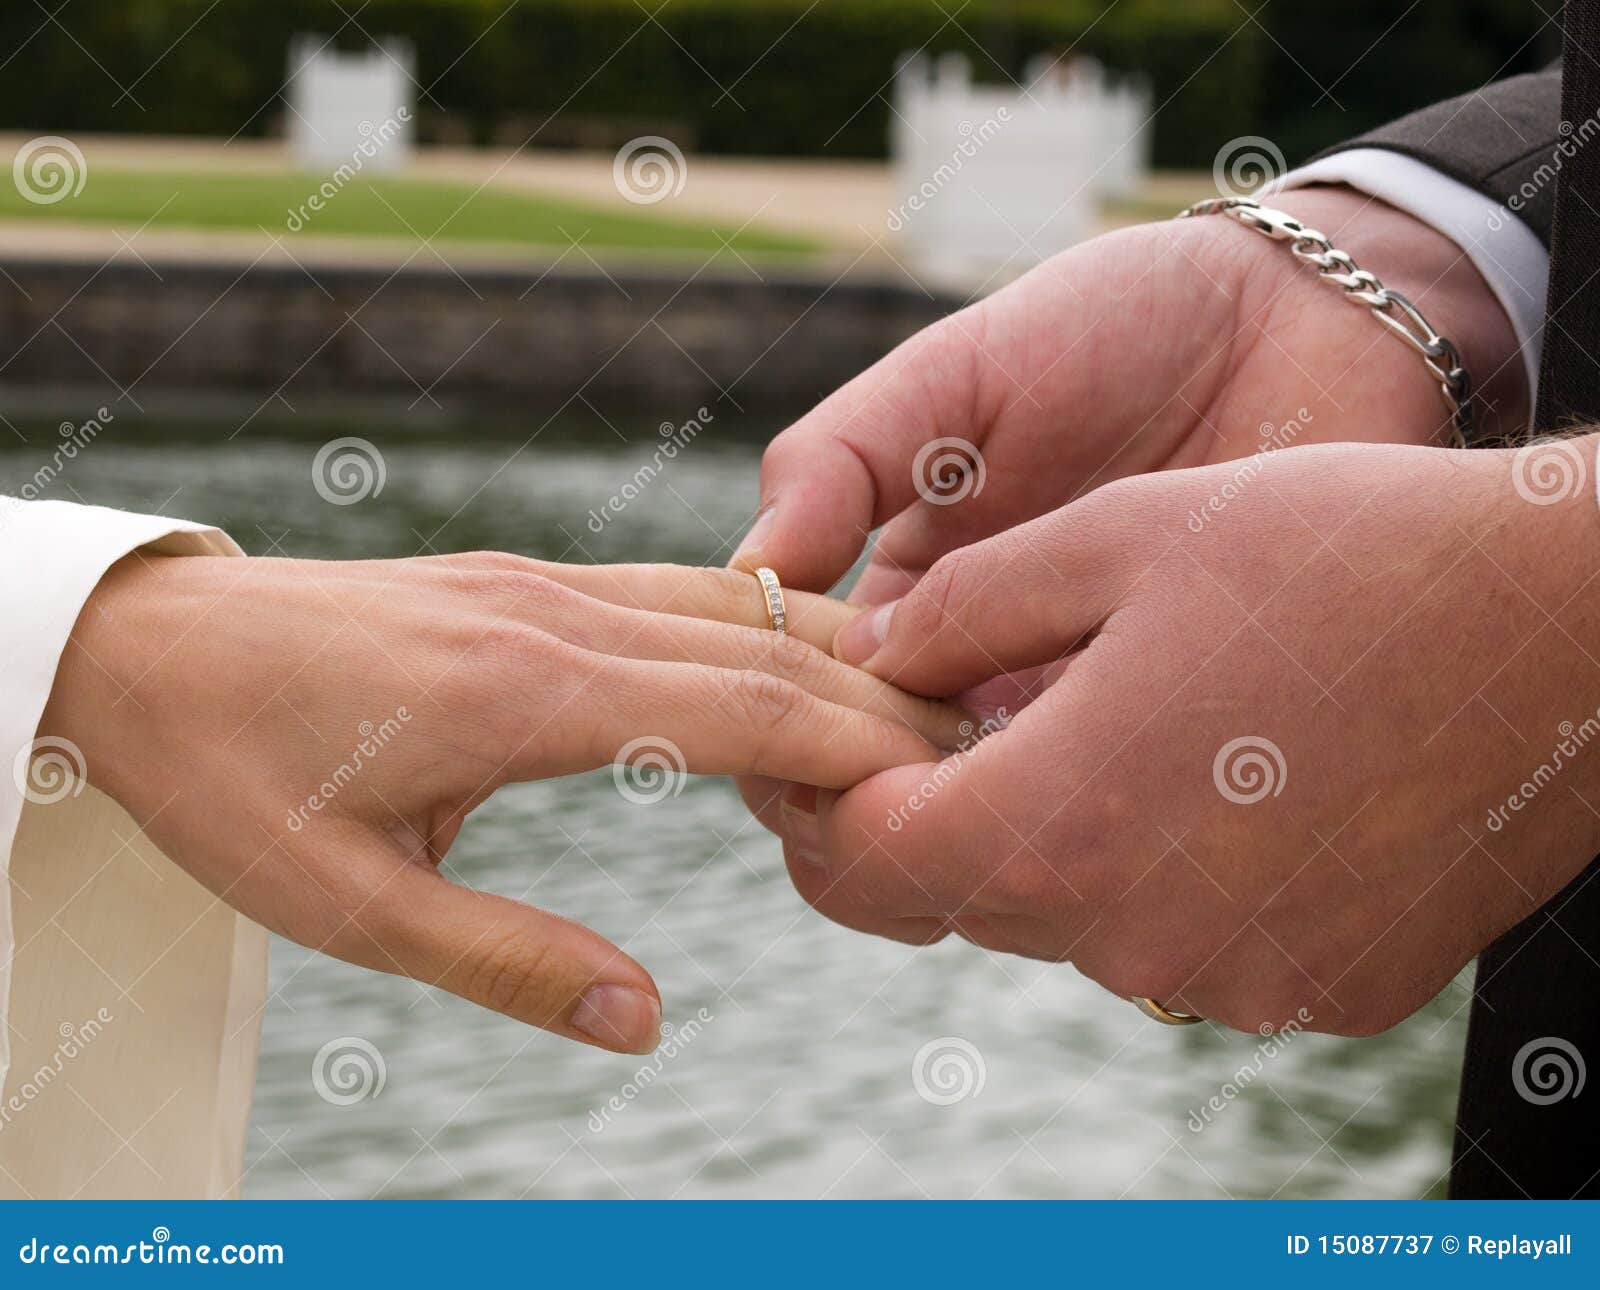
[1178,196,1475,448]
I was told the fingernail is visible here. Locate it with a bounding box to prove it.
[782,782,818,814]
[835,599,898,666]
[572,985,661,1054]
[731,507,776,567]
[780,786,822,853]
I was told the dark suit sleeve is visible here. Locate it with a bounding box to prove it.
[1311,68,1563,246]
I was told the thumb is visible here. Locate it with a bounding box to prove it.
[339,855,662,1054]
[730,306,992,592]
[832,496,1140,695]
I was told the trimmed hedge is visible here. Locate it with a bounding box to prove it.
[0,0,1261,166]
[0,1,1551,168]
[1255,0,1555,163]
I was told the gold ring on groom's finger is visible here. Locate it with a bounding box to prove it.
[1132,996,1203,1025]
[754,567,788,636]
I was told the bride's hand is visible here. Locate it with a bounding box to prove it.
[38,551,964,1054]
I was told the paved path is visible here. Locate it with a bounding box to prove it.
[0,133,1209,276]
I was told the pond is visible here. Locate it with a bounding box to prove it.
[2,415,1468,1198]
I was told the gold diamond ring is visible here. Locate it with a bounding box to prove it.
[754,567,787,636]
[1132,996,1203,1025]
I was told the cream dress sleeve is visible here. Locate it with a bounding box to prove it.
[0,499,268,1199]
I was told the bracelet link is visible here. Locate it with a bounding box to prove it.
[1179,196,1476,448]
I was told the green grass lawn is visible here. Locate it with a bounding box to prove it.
[0,168,816,256]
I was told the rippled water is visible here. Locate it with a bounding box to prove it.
[2,416,1468,1198]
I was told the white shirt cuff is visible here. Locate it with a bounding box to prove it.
[1268,147,1548,411]
[0,498,242,1096]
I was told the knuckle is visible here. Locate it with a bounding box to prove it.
[474,569,578,614]
[1307,985,1408,1038]
[691,565,771,625]
[1073,471,1149,517]
[904,302,987,383]
[983,848,1071,919]
[756,631,826,689]
[731,668,809,727]
[1078,931,1192,1007]
[465,931,559,1023]
[904,547,982,639]
[457,622,587,710]
[1211,984,1324,1037]
[1323,1011,1397,1039]
[1044,798,1126,902]
[457,550,539,576]
[471,618,553,671]
[705,565,758,606]
[1060,475,1159,554]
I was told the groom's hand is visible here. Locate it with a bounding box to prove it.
[731,184,1524,602]
[728,184,1525,833]
[786,439,1600,1036]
